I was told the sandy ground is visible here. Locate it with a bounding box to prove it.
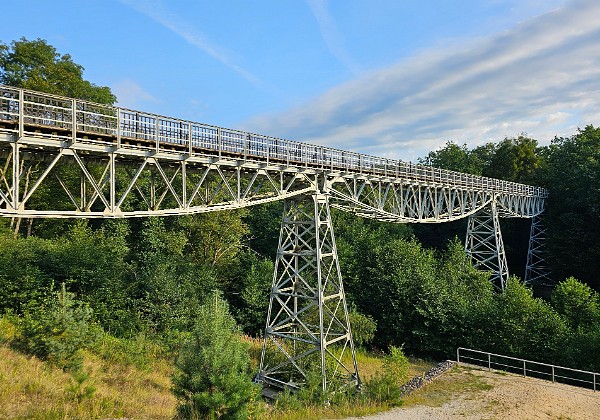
[348,367,600,420]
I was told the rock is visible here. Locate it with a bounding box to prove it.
[400,360,455,396]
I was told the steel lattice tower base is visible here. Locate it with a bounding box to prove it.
[465,201,509,289]
[524,214,552,286]
[256,193,360,393]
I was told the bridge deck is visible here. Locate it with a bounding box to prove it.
[0,85,547,199]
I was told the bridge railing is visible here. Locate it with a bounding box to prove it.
[457,347,598,391]
[0,85,547,198]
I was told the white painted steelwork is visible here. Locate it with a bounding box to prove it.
[0,85,546,220]
[0,85,551,393]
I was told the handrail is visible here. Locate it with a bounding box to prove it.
[0,85,548,199]
[457,347,597,391]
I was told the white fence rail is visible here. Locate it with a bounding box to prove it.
[0,85,548,198]
[457,347,597,391]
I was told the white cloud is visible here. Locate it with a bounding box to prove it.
[120,0,262,87]
[246,0,600,161]
[306,0,359,74]
[113,79,158,109]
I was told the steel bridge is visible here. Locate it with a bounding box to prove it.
[0,85,549,393]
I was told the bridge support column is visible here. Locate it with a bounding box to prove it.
[257,192,360,393]
[465,201,509,289]
[524,214,552,286]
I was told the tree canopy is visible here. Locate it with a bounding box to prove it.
[0,37,115,104]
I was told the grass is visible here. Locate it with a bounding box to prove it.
[0,329,438,419]
[402,365,494,408]
[0,342,176,419]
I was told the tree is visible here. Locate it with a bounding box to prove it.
[551,277,600,330]
[177,211,250,269]
[539,126,600,289]
[172,292,260,419]
[484,135,541,183]
[0,37,115,104]
[419,141,482,175]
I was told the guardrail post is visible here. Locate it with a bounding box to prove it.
[116,110,121,148]
[552,365,555,383]
[456,348,460,363]
[217,128,222,158]
[18,89,24,138]
[488,353,491,371]
[155,116,160,152]
[594,373,596,392]
[71,99,77,142]
[188,122,193,155]
[523,360,527,377]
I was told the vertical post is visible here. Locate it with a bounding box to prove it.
[188,122,193,155]
[181,161,187,209]
[456,348,460,363]
[71,99,77,142]
[217,128,222,158]
[116,109,121,148]
[594,373,596,392]
[155,116,160,152]
[488,353,491,371]
[18,89,24,139]
[552,366,555,383]
[257,190,360,393]
[109,153,115,213]
[523,360,526,377]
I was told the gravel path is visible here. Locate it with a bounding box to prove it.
[346,367,600,419]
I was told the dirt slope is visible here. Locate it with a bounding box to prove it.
[347,367,600,420]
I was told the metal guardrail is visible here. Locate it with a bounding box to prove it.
[457,347,597,391]
[0,85,548,198]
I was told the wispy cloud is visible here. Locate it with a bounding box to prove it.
[306,0,359,74]
[113,79,158,109]
[248,0,600,161]
[120,0,262,87]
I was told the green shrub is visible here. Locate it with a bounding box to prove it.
[363,373,403,406]
[348,309,377,347]
[383,346,410,386]
[13,283,100,371]
[172,291,261,419]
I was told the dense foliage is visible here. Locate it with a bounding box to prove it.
[0,37,115,104]
[1,37,600,416]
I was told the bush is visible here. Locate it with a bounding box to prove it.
[348,309,377,348]
[172,292,261,419]
[13,283,100,371]
[383,346,410,386]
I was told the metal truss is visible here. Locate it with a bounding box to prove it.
[328,175,494,223]
[524,214,553,286]
[0,84,547,220]
[0,85,553,394]
[257,193,360,393]
[0,141,315,217]
[465,200,510,289]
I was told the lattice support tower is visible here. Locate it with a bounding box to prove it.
[524,214,552,286]
[465,200,510,289]
[256,192,360,393]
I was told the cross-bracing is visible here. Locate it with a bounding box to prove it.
[0,85,550,393]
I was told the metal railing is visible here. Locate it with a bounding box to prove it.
[457,347,597,391]
[0,85,548,198]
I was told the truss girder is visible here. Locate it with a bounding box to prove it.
[465,201,510,289]
[0,127,547,221]
[257,193,360,392]
[524,214,553,286]
[0,140,315,217]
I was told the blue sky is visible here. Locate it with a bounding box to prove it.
[1,0,599,160]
